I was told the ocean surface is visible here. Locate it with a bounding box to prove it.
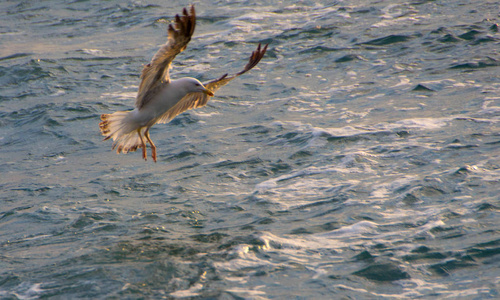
[1,0,499,299]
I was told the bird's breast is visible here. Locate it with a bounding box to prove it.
[139,84,185,124]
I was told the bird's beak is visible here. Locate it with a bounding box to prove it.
[204,89,214,97]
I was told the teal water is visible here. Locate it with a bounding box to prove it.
[1,0,499,299]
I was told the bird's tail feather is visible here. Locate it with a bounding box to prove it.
[99,111,143,154]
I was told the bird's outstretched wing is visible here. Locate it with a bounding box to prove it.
[156,43,268,124]
[135,5,196,110]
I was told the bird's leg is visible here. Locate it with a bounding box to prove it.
[144,128,157,163]
[137,128,147,161]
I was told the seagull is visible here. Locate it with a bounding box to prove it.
[99,5,268,162]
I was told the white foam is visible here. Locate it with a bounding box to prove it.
[257,222,379,253]
[212,244,278,272]
[100,91,136,100]
[2,282,44,300]
[191,111,220,118]
[224,287,267,300]
[314,125,371,137]
[255,164,339,192]
[233,12,277,22]
[273,117,451,144]
[479,99,500,116]
[393,117,451,130]
[317,221,378,238]
[369,175,417,199]
[169,283,204,298]
[82,48,104,56]
[391,76,410,87]
[50,89,66,97]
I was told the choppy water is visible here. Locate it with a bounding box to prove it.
[1,0,499,299]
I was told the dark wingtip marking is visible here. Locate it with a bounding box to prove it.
[237,43,268,75]
[262,43,269,54]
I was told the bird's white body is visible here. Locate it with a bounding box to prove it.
[132,78,209,127]
[100,77,212,159]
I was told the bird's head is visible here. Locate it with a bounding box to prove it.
[181,77,214,96]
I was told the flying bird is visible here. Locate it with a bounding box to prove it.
[99,5,268,162]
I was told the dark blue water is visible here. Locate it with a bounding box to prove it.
[1,0,499,298]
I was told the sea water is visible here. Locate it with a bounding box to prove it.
[1,0,499,298]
